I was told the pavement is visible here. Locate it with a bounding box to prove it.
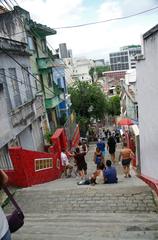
[4,143,158,240]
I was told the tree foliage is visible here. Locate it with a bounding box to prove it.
[107,95,121,116]
[96,65,111,77]
[89,65,111,80]
[68,81,108,134]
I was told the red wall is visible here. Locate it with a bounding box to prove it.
[6,126,80,187]
[139,174,158,196]
[6,146,61,187]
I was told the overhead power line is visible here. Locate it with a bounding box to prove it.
[1,47,64,99]
[5,0,73,89]
[7,0,73,78]
[0,0,66,101]
[54,5,158,29]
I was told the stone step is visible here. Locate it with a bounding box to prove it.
[12,213,158,240]
[6,187,157,214]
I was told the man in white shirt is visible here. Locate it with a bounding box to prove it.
[0,170,11,240]
[60,149,73,177]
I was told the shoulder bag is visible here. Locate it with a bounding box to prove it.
[3,186,24,233]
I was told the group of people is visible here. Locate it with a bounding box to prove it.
[0,128,135,240]
[94,131,117,165]
[61,127,135,185]
[94,128,135,179]
[60,134,119,185]
[90,159,118,185]
[60,140,88,180]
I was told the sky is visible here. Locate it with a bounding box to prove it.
[17,0,158,61]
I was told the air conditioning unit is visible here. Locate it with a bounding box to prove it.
[135,54,144,61]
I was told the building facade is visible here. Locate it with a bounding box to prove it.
[137,24,158,187]
[120,69,138,121]
[109,45,141,71]
[3,6,64,133]
[0,5,65,170]
[52,59,71,120]
[59,43,69,58]
[0,36,45,170]
[72,58,94,82]
[102,70,126,95]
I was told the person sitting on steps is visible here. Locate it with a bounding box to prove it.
[90,162,105,185]
[103,160,118,184]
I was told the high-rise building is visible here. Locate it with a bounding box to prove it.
[109,45,141,71]
[68,49,73,58]
[59,43,68,58]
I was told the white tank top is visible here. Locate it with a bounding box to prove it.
[0,206,9,238]
[96,170,104,184]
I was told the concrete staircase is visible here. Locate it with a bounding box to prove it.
[12,212,158,240]
[4,143,158,240]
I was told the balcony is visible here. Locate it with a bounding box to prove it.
[0,37,30,56]
[10,95,45,127]
[53,82,64,96]
[45,93,64,109]
[37,57,53,70]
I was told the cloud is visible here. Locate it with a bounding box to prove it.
[17,0,158,60]
[18,0,85,26]
[97,1,122,21]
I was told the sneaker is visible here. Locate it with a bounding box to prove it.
[66,175,71,178]
[128,174,131,178]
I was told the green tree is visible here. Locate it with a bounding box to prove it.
[96,65,111,77]
[68,81,108,135]
[107,95,121,116]
[89,67,95,82]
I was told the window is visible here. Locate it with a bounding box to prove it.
[0,145,13,170]
[47,73,52,87]
[41,39,47,52]
[8,68,22,107]
[35,158,53,171]
[27,36,35,50]
[22,67,33,100]
[63,76,66,91]
[57,78,61,88]
[126,63,129,69]
[0,68,12,109]
[125,56,128,62]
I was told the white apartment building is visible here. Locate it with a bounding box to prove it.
[72,58,95,82]
[109,45,141,71]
